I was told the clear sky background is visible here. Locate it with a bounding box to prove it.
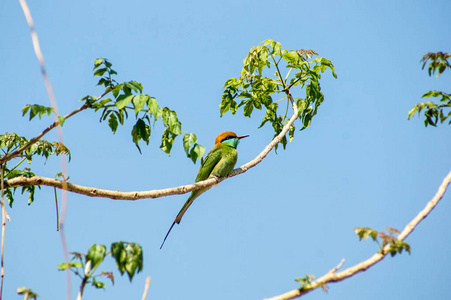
[1,0,450,299]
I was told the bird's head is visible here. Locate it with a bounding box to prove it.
[215,131,249,148]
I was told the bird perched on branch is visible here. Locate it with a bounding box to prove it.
[160,131,249,249]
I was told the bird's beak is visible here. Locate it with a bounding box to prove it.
[237,134,249,139]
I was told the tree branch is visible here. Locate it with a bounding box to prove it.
[141,277,151,300]
[0,164,6,299]
[264,169,451,300]
[3,102,300,201]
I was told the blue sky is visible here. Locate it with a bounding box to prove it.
[1,0,450,299]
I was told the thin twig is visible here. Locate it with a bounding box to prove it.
[0,201,10,223]
[141,277,151,300]
[54,187,59,231]
[76,261,91,300]
[327,259,345,274]
[0,165,5,300]
[264,169,451,300]
[17,0,71,299]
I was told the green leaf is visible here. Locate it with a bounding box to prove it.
[91,98,112,110]
[183,133,197,155]
[295,274,315,290]
[97,78,108,87]
[58,261,83,271]
[92,278,106,289]
[243,101,254,117]
[111,242,127,275]
[25,185,35,205]
[104,59,112,68]
[112,84,122,98]
[108,113,119,134]
[355,227,378,241]
[116,94,134,110]
[17,287,39,300]
[115,110,126,125]
[131,119,151,153]
[5,188,14,207]
[147,97,159,116]
[125,81,143,93]
[86,244,107,269]
[160,129,174,155]
[111,242,143,281]
[132,94,148,115]
[288,124,295,142]
[94,68,108,77]
[189,143,205,164]
[58,262,70,271]
[407,106,419,120]
[22,104,31,116]
[135,119,151,144]
[124,243,143,281]
[168,111,181,133]
[25,104,53,120]
[283,50,300,65]
[99,98,112,106]
[58,115,66,126]
[94,58,104,69]
[320,57,337,78]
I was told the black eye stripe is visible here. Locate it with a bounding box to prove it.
[222,136,234,142]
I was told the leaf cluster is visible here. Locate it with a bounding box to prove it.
[58,242,143,291]
[409,51,451,127]
[83,58,204,162]
[17,287,39,300]
[220,39,336,150]
[421,52,451,77]
[295,274,315,290]
[22,104,53,121]
[355,227,411,257]
[1,132,70,206]
[408,91,451,126]
[22,104,66,126]
[111,241,143,281]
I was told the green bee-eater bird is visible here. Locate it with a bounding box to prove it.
[160,131,249,249]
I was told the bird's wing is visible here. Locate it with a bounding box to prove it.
[194,144,223,182]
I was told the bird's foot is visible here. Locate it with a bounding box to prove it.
[212,175,220,186]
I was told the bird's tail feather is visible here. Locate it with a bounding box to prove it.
[174,194,197,224]
[160,187,212,249]
[160,221,176,249]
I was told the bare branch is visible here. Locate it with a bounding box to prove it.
[141,277,151,300]
[5,175,220,200]
[327,259,345,274]
[264,169,451,300]
[0,165,6,299]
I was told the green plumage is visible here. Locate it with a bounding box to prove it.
[160,131,248,249]
[175,143,238,223]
